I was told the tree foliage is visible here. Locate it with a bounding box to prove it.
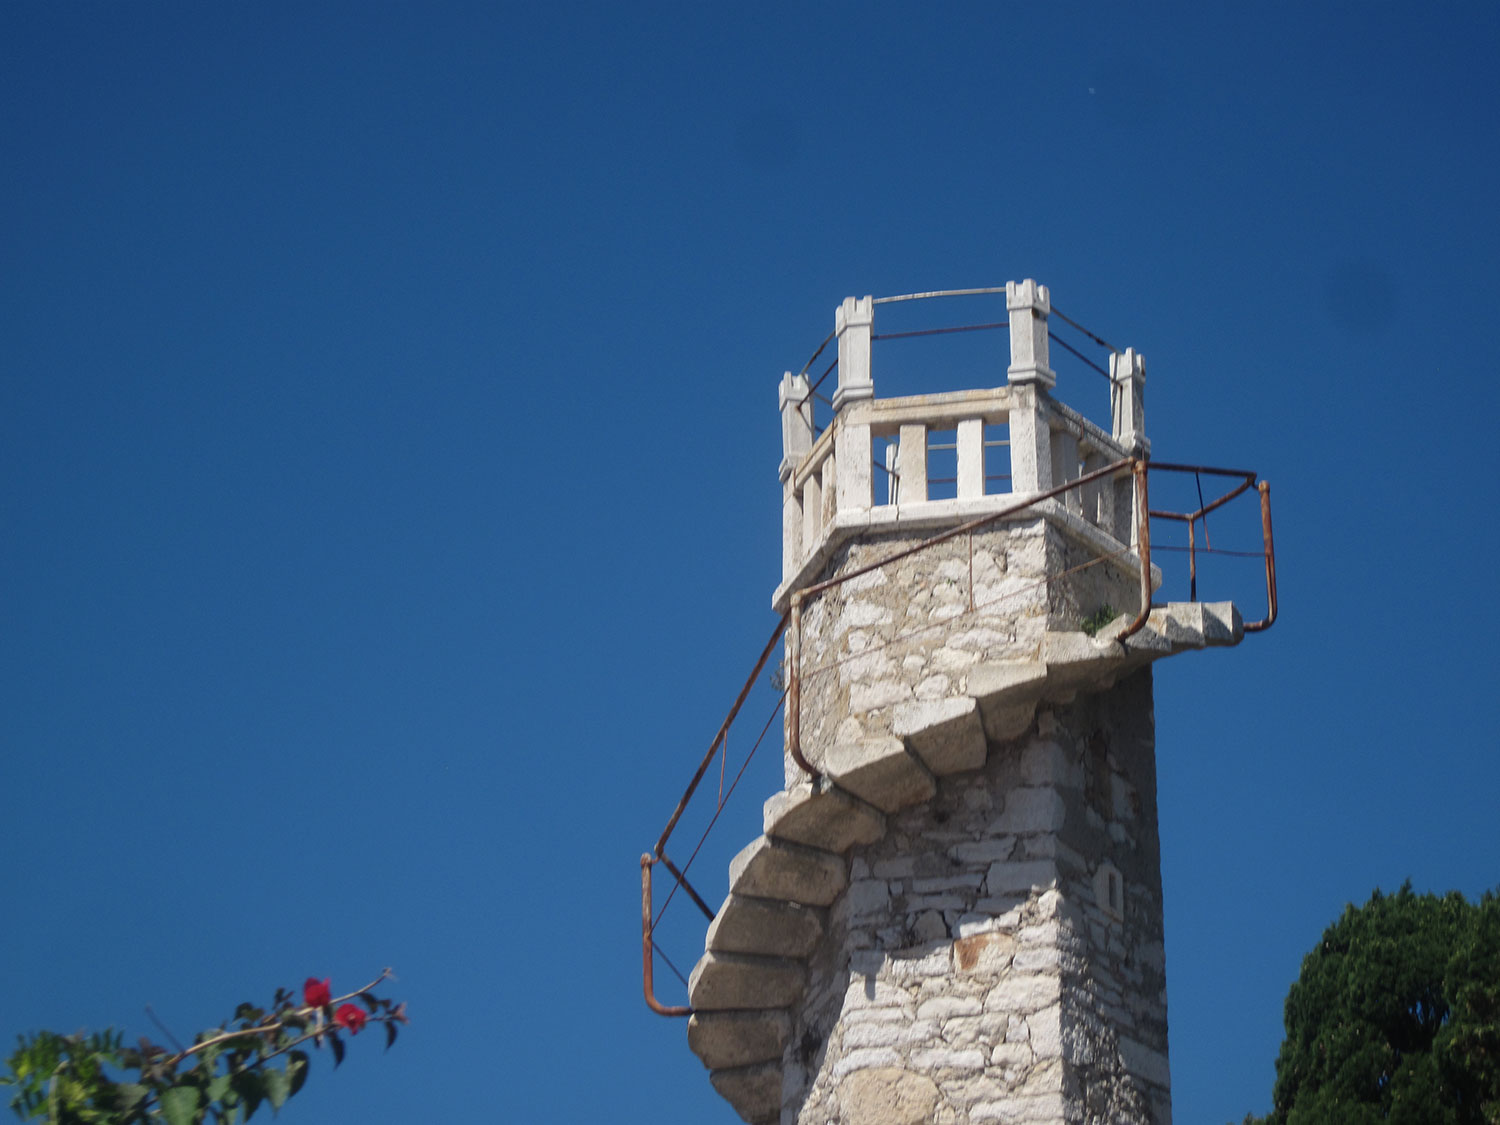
[1264,885,1500,1124]
[0,971,405,1125]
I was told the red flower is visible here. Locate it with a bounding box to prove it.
[303,977,332,1008]
[334,1003,368,1034]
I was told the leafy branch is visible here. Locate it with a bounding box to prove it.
[1,970,407,1125]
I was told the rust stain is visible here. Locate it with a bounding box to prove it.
[954,933,990,971]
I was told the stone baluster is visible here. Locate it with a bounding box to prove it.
[801,471,822,558]
[897,423,927,504]
[1081,448,1115,533]
[956,418,985,499]
[1050,427,1081,515]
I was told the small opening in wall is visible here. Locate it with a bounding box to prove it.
[984,421,1011,495]
[873,434,899,506]
[1109,871,1122,913]
[928,428,957,500]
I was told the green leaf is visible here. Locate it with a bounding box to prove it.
[229,1071,263,1121]
[328,1033,345,1069]
[112,1083,149,1114]
[384,1022,398,1052]
[161,1085,201,1125]
[285,1052,308,1100]
[263,1063,291,1113]
[206,1072,231,1104]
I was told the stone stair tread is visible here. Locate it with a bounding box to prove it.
[966,659,1049,703]
[1199,599,1244,645]
[893,696,987,776]
[687,949,806,1012]
[729,835,848,907]
[823,735,937,813]
[709,1060,782,1125]
[707,894,824,959]
[764,783,885,853]
[688,1009,791,1070]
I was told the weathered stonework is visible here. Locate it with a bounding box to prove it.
[678,282,1266,1125]
[784,675,1170,1125]
[790,517,1143,791]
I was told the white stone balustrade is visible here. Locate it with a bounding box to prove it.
[775,282,1147,611]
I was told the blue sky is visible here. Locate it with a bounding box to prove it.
[3,4,1498,1122]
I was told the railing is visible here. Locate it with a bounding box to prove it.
[642,457,1277,1016]
[778,285,1147,593]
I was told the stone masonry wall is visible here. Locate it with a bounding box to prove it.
[780,671,1171,1125]
[788,516,1142,789]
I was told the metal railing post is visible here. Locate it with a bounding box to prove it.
[641,856,690,1017]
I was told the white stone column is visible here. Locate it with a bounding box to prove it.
[1110,347,1148,455]
[956,417,985,499]
[897,423,927,504]
[832,296,875,413]
[1006,280,1056,389]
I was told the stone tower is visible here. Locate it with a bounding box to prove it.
[666,282,1275,1125]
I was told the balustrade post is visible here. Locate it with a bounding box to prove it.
[1110,347,1148,456]
[779,372,814,580]
[1006,279,1056,389]
[832,296,875,412]
[1006,280,1055,495]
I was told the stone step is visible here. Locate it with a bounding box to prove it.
[1169,599,1242,646]
[821,735,937,813]
[764,783,885,853]
[709,1060,782,1125]
[687,950,806,1011]
[966,660,1049,742]
[689,1009,791,1070]
[893,696,986,776]
[728,836,848,907]
[707,894,824,959]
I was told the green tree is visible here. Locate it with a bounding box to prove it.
[1263,885,1500,1125]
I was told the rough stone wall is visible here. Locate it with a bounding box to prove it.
[780,672,1170,1125]
[788,516,1141,788]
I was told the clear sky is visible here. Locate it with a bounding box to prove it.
[3,4,1498,1123]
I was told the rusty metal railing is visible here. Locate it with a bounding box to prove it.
[642,457,1277,1016]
